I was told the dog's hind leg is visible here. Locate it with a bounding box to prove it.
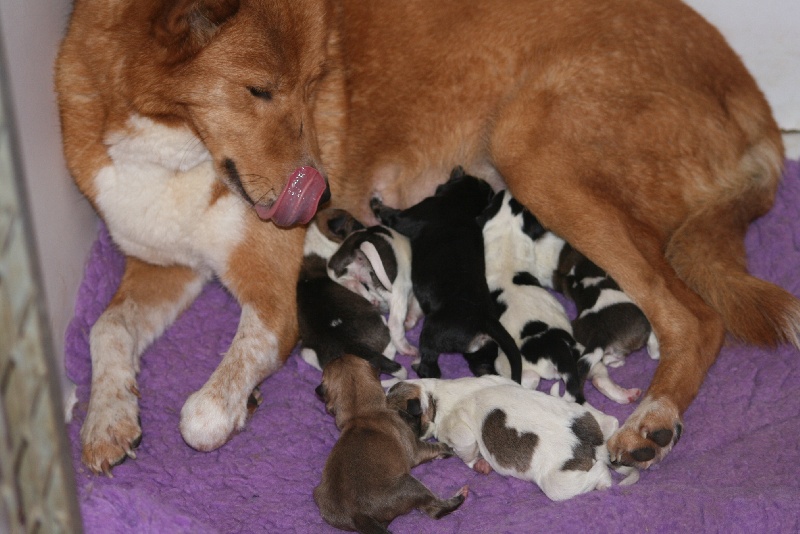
[82,258,208,474]
[492,131,724,469]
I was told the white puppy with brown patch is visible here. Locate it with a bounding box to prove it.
[387,375,638,502]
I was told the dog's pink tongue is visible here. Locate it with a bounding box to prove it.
[255,166,327,226]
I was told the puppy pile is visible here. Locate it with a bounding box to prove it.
[299,168,657,531]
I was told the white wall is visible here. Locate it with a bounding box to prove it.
[0,0,796,410]
[0,1,97,405]
[685,0,800,130]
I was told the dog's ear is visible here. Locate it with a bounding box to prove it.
[153,0,240,64]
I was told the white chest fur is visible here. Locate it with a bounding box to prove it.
[94,115,247,272]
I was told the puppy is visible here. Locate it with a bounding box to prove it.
[387,375,638,502]
[371,168,523,382]
[480,190,642,404]
[314,355,467,533]
[477,189,588,402]
[556,243,660,368]
[297,209,405,378]
[327,224,422,358]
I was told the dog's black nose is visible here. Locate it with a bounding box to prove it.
[314,383,326,401]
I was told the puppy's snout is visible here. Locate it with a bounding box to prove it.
[315,383,326,401]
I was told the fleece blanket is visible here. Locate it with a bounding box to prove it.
[65,161,800,533]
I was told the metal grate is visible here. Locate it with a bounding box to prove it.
[0,45,82,533]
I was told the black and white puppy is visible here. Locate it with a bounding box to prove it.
[555,243,660,370]
[327,224,422,358]
[371,168,523,382]
[386,375,639,502]
[477,190,588,402]
[296,209,406,378]
[482,191,644,404]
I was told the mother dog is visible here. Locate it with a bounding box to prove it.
[56,0,798,474]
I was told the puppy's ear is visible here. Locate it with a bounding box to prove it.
[449,166,466,181]
[326,212,364,240]
[153,0,240,64]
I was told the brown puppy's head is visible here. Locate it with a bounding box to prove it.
[316,355,386,429]
[386,381,436,439]
[137,0,336,226]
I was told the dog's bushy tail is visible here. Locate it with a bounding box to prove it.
[666,149,800,348]
[485,319,523,383]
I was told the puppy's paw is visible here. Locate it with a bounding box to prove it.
[180,385,250,451]
[412,361,442,379]
[473,458,493,475]
[81,382,142,476]
[607,396,683,469]
[436,443,456,459]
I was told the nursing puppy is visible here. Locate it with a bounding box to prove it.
[57,0,797,473]
[387,376,638,502]
[327,225,421,358]
[478,190,588,402]
[481,191,643,404]
[297,209,405,378]
[556,244,660,368]
[314,355,467,533]
[371,169,524,382]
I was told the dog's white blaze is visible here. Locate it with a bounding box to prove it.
[95,115,246,272]
[577,288,632,319]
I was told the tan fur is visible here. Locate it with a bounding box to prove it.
[314,356,466,531]
[56,0,797,472]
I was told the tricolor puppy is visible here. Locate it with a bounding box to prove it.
[556,243,660,366]
[386,375,638,502]
[314,355,467,533]
[297,209,405,378]
[554,244,659,403]
[371,168,524,382]
[477,189,588,402]
[327,224,422,358]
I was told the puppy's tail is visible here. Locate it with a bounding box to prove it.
[666,156,800,348]
[485,319,523,383]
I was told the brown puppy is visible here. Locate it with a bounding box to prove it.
[314,355,467,533]
[56,0,799,474]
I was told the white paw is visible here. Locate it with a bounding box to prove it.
[180,386,247,452]
[81,383,142,475]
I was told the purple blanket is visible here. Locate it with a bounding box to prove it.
[66,161,800,533]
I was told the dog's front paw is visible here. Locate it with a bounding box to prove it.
[81,383,142,476]
[607,396,683,469]
[180,386,250,451]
